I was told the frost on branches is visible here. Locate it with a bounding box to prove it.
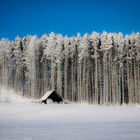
[0,32,140,104]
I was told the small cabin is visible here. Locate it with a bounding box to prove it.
[39,90,63,104]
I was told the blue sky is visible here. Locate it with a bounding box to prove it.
[0,0,140,40]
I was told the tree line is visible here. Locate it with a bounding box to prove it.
[0,32,140,104]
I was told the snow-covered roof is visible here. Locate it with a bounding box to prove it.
[40,90,55,101]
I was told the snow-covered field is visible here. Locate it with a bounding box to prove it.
[0,102,140,140]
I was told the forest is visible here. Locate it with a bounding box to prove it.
[0,32,140,104]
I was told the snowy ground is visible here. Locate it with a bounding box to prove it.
[0,102,140,140]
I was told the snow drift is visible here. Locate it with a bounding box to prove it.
[0,86,30,103]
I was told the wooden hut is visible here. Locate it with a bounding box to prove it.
[39,90,63,104]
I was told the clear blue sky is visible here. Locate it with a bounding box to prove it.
[0,0,140,40]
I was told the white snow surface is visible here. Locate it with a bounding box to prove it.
[0,102,140,140]
[0,88,140,140]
